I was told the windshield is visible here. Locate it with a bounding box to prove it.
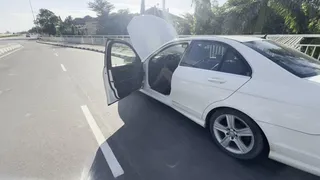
[243,40,320,78]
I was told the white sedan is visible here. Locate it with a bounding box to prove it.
[103,15,320,176]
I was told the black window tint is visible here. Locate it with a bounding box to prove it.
[243,40,320,78]
[181,41,227,70]
[220,49,251,76]
[150,43,188,71]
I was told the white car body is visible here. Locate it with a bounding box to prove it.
[103,15,320,176]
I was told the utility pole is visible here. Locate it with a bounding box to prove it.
[28,0,38,34]
[140,0,145,14]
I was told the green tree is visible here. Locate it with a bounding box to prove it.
[100,9,136,35]
[88,0,115,34]
[221,0,320,34]
[176,13,195,35]
[88,0,137,35]
[272,0,320,33]
[191,0,225,34]
[28,26,40,33]
[64,16,73,27]
[221,0,269,34]
[193,0,214,34]
[35,9,59,35]
[88,0,114,16]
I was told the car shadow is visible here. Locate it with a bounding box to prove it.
[87,92,320,180]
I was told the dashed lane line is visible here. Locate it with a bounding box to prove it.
[60,64,67,72]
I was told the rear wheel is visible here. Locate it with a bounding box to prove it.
[209,109,265,160]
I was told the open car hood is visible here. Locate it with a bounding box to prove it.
[127,15,178,61]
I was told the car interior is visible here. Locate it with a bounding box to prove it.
[146,42,249,96]
[182,42,250,76]
[186,43,225,70]
[148,52,184,95]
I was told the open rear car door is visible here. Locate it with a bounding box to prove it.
[103,40,143,105]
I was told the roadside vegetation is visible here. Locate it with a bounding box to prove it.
[28,0,320,35]
[0,34,19,38]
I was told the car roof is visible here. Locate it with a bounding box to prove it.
[178,35,264,43]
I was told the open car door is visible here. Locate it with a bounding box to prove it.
[103,40,143,105]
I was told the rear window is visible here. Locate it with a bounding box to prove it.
[243,40,320,78]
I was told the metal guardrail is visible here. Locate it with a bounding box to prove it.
[41,34,320,60]
[297,44,320,60]
[41,35,131,46]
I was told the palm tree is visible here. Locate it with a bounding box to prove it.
[192,0,214,34]
[192,0,320,34]
[223,0,318,34]
[222,0,269,34]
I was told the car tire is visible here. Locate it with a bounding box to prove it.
[209,108,265,160]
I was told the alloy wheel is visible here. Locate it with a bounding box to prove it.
[213,114,254,154]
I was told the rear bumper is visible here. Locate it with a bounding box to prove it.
[259,122,320,176]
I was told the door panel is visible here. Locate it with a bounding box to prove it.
[171,40,251,119]
[171,66,250,118]
[103,40,143,105]
[111,63,143,98]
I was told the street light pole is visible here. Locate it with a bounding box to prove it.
[162,0,166,11]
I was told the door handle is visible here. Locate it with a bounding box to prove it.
[207,77,226,84]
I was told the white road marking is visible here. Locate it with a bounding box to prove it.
[80,105,124,178]
[0,47,23,59]
[60,64,67,72]
[54,53,58,56]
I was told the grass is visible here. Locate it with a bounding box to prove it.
[0,34,19,38]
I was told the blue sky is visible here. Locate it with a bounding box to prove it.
[0,0,227,33]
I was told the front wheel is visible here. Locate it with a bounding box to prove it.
[209,109,265,160]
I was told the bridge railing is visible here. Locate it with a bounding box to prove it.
[40,34,320,60]
[41,35,131,46]
[297,44,320,60]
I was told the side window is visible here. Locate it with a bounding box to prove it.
[181,41,227,70]
[149,43,189,73]
[151,43,188,64]
[148,43,188,87]
[111,43,137,67]
[220,49,251,76]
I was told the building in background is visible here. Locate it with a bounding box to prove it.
[72,16,98,35]
[85,20,98,35]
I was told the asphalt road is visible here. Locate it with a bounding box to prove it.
[0,40,319,180]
